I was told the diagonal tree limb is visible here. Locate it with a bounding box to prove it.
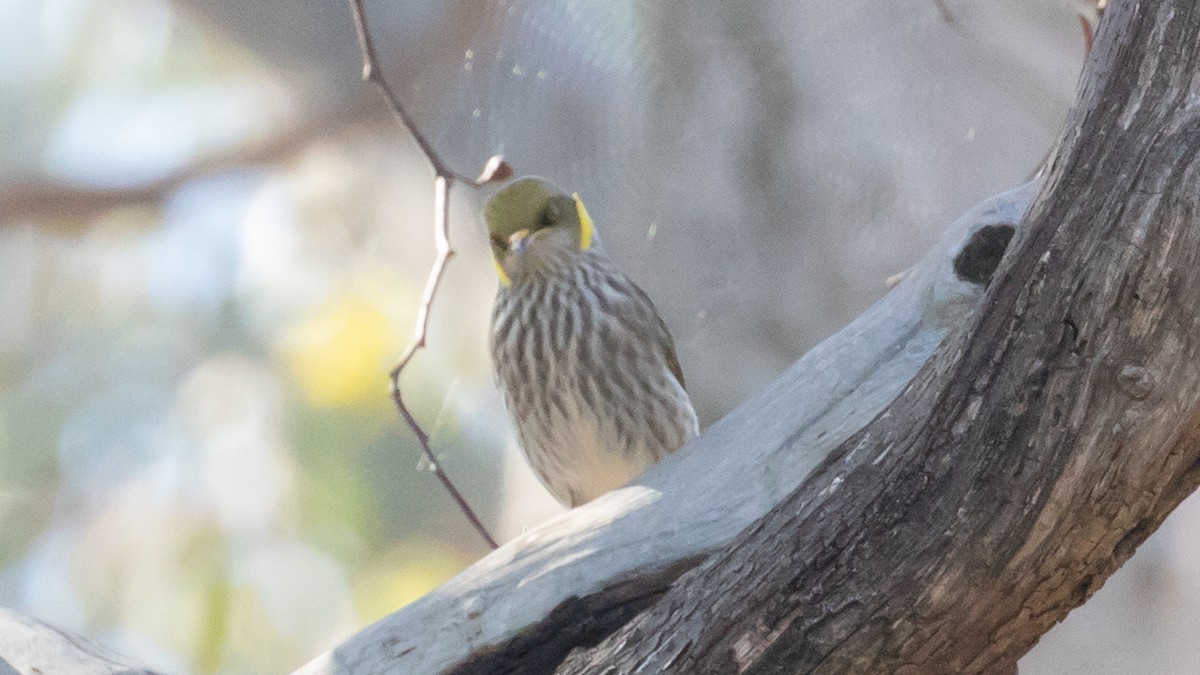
[297,0,1200,672]
[0,607,163,675]
[558,0,1200,671]
[294,182,1042,675]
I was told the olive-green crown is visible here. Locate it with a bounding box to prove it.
[483,177,568,240]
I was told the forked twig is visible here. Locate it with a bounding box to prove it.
[387,177,498,550]
[348,0,511,550]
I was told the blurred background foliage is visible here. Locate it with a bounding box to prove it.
[0,0,1197,673]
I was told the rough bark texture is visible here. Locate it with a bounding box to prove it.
[293,181,1037,675]
[3,182,1034,675]
[7,2,1194,674]
[558,0,1200,672]
[0,608,161,675]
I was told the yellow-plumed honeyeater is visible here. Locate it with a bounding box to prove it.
[485,177,698,507]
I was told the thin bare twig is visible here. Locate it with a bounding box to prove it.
[349,0,510,550]
[387,177,496,549]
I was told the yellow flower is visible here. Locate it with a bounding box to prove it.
[280,283,404,408]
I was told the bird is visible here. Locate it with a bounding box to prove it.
[484,177,699,507]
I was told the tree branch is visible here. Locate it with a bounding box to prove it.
[560,0,1200,671]
[347,0,510,551]
[295,0,1200,673]
[0,607,161,675]
[10,1,1170,673]
[293,175,1039,673]
[0,93,380,227]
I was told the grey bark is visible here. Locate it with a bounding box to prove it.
[295,160,1039,675]
[6,1,1194,674]
[0,608,161,675]
[559,0,1200,672]
[294,1,1200,673]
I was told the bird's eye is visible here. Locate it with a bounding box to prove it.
[490,232,507,250]
[543,203,561,226]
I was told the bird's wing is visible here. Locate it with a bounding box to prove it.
[619,272,688,391]
[660,319,686,391]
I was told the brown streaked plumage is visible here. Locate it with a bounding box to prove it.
[485,177,698,507]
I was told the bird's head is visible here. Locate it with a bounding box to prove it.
[484,177,596,286]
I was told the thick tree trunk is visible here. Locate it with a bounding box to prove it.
[558,0,1200,672]
[7,2,1194,674]
[293,1,1200,674]
[296,183,1039,675]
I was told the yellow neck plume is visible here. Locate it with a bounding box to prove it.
[494,192,594,287]
[574,193,594,251]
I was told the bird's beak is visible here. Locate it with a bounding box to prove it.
[509,229,531,255]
